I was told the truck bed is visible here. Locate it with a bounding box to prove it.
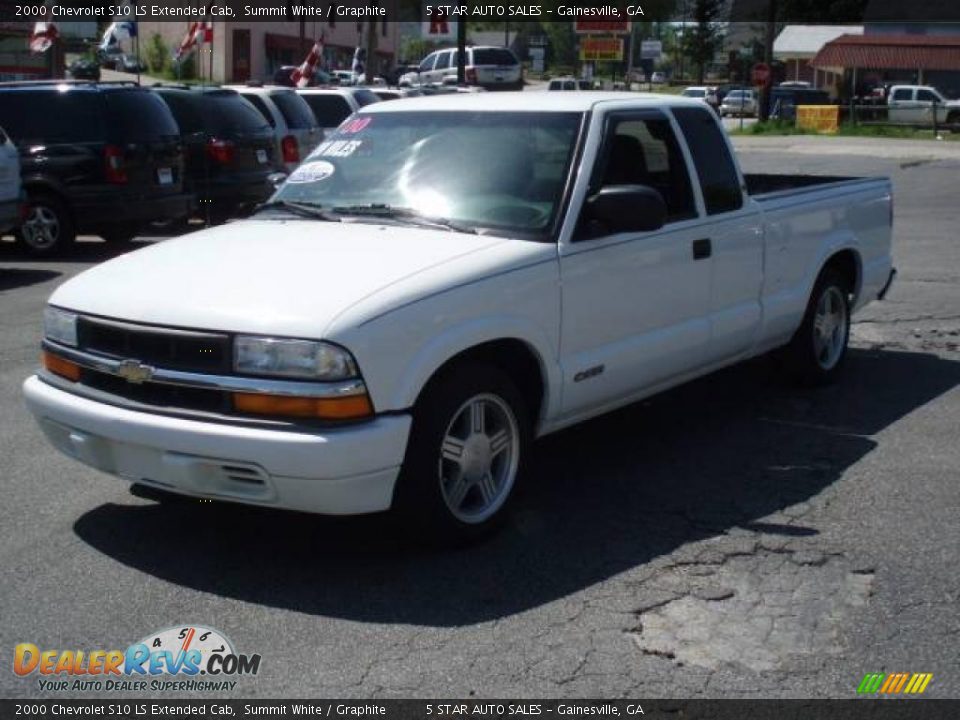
[745,174,860,197]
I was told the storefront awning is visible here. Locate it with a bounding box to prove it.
[812,34,960,71]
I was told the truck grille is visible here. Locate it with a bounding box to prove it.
[80,369,230,414]
[77,316,231,373]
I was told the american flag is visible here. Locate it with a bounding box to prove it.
[29,22,58,53]
[290,35,325,88]
[174,21,213,62]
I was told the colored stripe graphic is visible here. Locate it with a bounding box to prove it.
[858,673,885,693]
[858,673,933,694]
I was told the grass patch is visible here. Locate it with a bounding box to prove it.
[733,120,960,141]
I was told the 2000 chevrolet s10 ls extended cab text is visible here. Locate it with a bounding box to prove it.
[24,94,895,539]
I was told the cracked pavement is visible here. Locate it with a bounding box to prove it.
[1,137,958,699]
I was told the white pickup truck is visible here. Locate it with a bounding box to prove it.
[24,93,895,540]
[886,84,960,126]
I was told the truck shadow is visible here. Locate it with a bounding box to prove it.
[73,348,959,626]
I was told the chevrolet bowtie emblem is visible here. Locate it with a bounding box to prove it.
[115,359,154,384]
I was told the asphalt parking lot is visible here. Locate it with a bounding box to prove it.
[1,136,957,699]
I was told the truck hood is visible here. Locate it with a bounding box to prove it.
[50,219,512,338]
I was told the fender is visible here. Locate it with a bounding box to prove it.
[804,230,863,305]
[383,315,561,431]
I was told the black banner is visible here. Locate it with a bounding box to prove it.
[4,1,960,24]
[2,700,960,720]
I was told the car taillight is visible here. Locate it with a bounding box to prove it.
[281,135,299,164]
[206,137,236,165]
[466,67,477,84]
[103,144,127,184]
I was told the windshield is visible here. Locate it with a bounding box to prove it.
[683,89,706,97]
[271,110,583,238]
[726,91,751,100]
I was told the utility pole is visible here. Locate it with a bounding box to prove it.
[365,4,377,84]
[760,0,777,121]
[456,19,466,84]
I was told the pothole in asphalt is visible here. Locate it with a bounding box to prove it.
[628,549,875,672]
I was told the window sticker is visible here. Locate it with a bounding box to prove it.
[317,139,364,158]
[340,117,372,134]
[286,160,336,184]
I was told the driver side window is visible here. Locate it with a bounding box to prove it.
[594,117,696,223]
[419,54,436,73]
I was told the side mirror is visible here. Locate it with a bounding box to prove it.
[267,172,287,191]
[584,185,666,235]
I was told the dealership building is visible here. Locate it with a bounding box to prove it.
[135,19,401,83]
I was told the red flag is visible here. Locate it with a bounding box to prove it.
[29,22,58,53]
[174,20,212,62]
[291,35,325,88]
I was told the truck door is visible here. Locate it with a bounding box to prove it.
[558,110,711,417]
[672,106,764,361]
[888,86,917,124]
[916,88,944,124]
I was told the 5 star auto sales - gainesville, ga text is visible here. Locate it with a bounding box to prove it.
[12,626,261,692]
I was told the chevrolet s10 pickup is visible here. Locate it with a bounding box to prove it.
[24,93,895,539]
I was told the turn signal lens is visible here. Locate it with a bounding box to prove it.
[42,350,81,382]
[232,392,373,420]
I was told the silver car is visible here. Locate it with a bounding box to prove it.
[401,46,522,90]
[720,89,758,117]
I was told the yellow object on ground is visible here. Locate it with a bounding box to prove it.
[796,105,840,134]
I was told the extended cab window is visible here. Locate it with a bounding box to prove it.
[672,106,744,215]
[593,116,696,224]
[916,89,939,102]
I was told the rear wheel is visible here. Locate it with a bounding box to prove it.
[17,193,74,257]
[392,363,529,543]
[783,267,852,385]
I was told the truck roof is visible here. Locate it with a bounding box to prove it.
[360,91,709,114]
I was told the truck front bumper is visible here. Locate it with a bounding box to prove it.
[23,375,411,515]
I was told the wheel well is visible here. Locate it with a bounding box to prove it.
[822,249,860,297]
[420,339,546,425]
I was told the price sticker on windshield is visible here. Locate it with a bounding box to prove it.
[318,140,363,158]
[340,117,372,134]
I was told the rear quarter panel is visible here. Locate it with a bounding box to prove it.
[755,179,893,347]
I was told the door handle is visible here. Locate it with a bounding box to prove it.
[692,238,712,260]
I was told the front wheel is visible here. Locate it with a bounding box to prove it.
[783,267,852,385]
[392,364,529,543]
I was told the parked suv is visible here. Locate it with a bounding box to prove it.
[295,87,380,134]
[0,126,23,235]
[400,46,522,90]
[154,86,277,223]
[228,85,322,173]
[0,81,191,256]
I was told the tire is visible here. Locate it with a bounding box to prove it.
[783,267,852,385]
[947,111,960,132]
[392,363,530,543]
[17,192,74,257]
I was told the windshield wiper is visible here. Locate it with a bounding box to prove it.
[255,200,341,222]
[330,204,478,235]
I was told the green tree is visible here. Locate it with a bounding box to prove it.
[145,33,167,76]
[685,0,723,84]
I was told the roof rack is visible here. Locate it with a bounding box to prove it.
[0,79,140,88]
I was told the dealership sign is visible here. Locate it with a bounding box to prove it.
[640,40,663,60]
[579,38,625,62]
[574,21,631,35]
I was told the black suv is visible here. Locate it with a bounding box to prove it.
[153,86,276,223]
[0,81,191,255]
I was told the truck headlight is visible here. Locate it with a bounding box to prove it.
[234,336,358,380]
[43,306,78,347]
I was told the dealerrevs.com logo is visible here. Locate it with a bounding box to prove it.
[14,625,261,692]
